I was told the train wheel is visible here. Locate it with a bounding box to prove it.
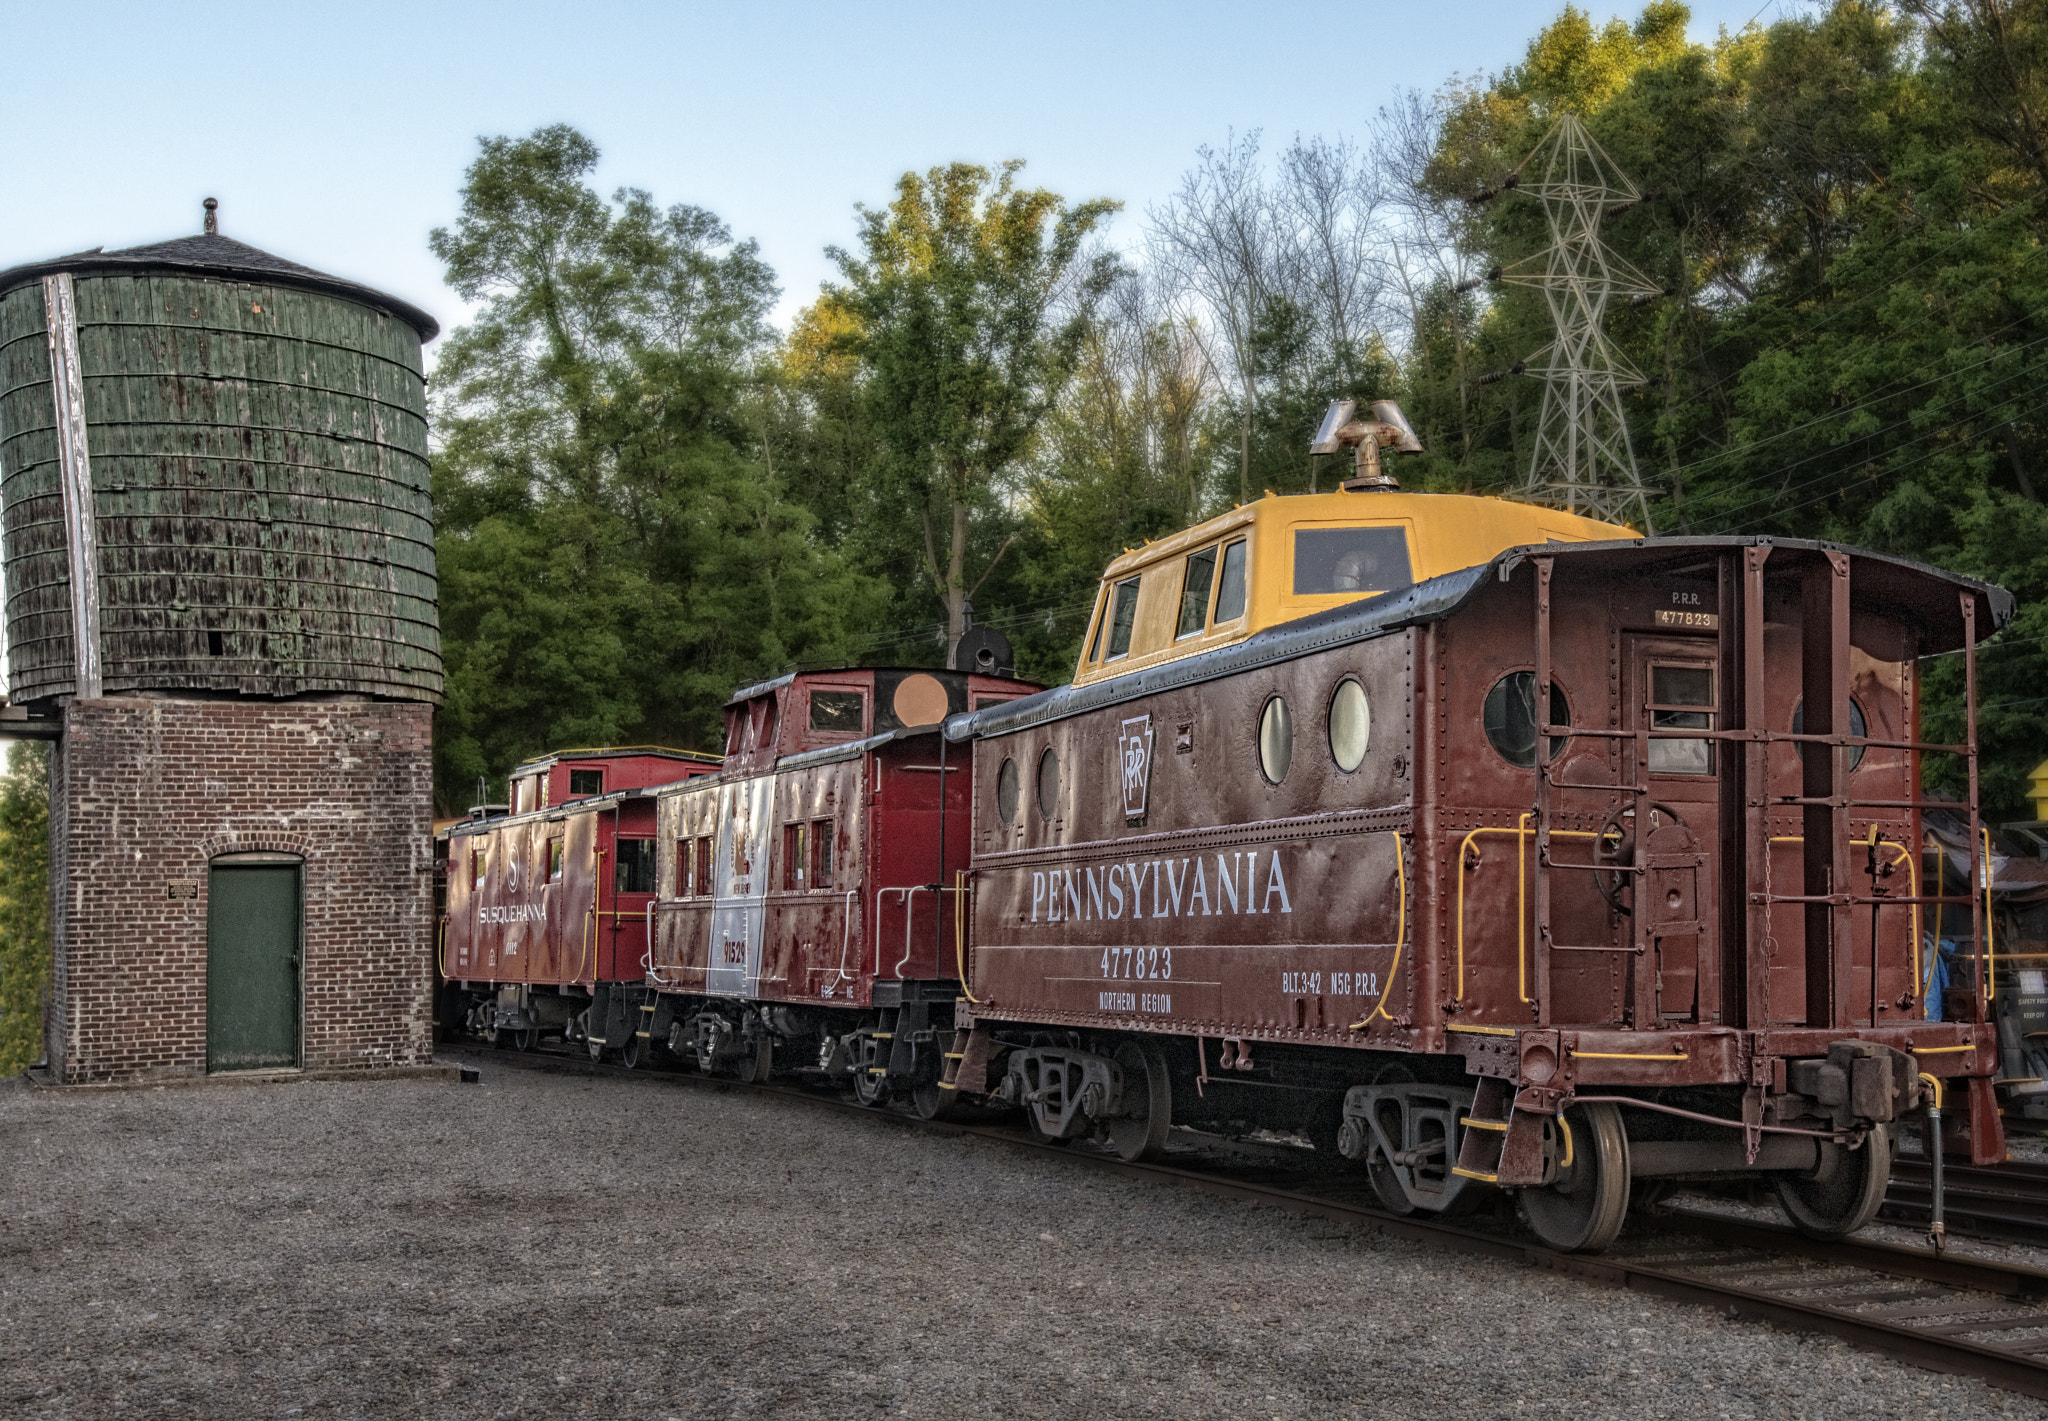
[1517,1102,1630,1253]
[1775,1122,1891,1240]
[1107,1040,1170,1163]
[1366,1140,1417,1215]
[1025,1107,1071,1147]
[853,1065,890,1108]
[735,1035,773,1084]
[513,1026,537,1053]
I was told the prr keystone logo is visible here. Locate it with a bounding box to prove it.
[1118,714,1155,821]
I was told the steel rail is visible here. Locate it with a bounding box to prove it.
[1883,1154,2048,1245]
[447,1043,2048,1400]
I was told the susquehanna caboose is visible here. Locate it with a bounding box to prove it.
[440,746,719,1056]
[935,403,2009,1251]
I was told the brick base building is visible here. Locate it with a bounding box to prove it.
[45,698,437,1084]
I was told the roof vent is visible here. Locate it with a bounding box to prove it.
[202,197,218,235]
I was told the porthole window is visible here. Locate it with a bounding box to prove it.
[1792,700,1869,772]
[1036,748,1061,820]
[1328,679,1370,773]
[1483,671,1571,768]
[1259,696,1294,784]
[996,757,1020,825]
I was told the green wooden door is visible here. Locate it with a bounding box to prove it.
[207,864,301,1071]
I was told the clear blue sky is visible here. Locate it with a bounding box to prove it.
[3,0,1787,347]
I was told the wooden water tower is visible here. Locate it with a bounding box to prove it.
[0,202,444,1082]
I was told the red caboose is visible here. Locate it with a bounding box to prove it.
[645,666,1035,1104]
[440,747,719,1056]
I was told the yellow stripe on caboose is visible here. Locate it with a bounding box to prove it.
[1070,491,1638,688]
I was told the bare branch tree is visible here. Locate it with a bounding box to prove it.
[1147,132,1281,503]
[1275,132,1388,367]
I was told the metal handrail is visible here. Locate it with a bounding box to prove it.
[876,884,965,979]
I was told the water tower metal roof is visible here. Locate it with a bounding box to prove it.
[0,231,439,342]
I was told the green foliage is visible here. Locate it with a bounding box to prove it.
[821,162,1121,656]
[428,126,884,810]
[1403,0,2048,817]
[0,742,49,1075]
[428,7,2048,814]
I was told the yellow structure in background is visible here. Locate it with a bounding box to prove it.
[1071,491,1638,688]
[2029,757,2048,821]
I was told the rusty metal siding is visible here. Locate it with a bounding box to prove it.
[0,271,440,703]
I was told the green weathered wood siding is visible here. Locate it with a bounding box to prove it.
[0,282,71,696]
[0,272,440,703]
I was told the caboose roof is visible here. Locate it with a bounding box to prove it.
[1069,490,1637,690]
[509,745,721,774]
[952,536,2012,742]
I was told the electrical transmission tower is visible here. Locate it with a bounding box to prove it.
[1494,115,1661,531]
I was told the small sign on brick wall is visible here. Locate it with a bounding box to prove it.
[166,880,198,900]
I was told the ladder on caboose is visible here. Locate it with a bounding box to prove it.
[1525,545,1990,1034]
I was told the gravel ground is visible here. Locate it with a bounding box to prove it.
[3,1063,2046,1421]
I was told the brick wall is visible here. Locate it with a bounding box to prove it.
[45,697,436,1084]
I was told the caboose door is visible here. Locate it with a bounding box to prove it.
[1626,637,1721,1025]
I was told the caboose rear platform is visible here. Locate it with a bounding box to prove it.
[944,534,2012,1251]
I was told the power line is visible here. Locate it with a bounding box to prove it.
[1695,349,2048,528]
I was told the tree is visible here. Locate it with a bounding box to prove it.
[0,742,49,1074]
[1149,133,1283,504]
[428,127,882,810]
[824,161,1120,660]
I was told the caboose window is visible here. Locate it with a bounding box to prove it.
[678,840,693,896]
[995,757,1020,825]
[751,698,779,751]
[547,839,564,881]
[1648,664,1715,775]
[1177,547,1217,639]
[810,691,866,733]
[1106,578,1141,659]
[1484,672,1572,768]
[1792,700,1869,772]
[1293,526,1412,596]
[471,848,485,890]
[813,821,834,888]
[784,823,808,888]
[1214,539,1248,622]
[697,837,714,897]
[615,839,656,894]
[570,768,603,797]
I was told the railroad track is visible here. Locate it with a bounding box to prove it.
[1883,1153,2048,1244]
[443,1043,2048,1401]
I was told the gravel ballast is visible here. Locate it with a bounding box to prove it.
[2,1060,2045,1421]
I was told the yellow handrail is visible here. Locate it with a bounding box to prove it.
[1351,832,1407,1028]
[1770,833,1919,987]
[955,868,980,1004]
[1571,1050,1688,1061]
[435,914,450,979]
[1453,815,1612,1004]
[1455,821,1923,1016]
